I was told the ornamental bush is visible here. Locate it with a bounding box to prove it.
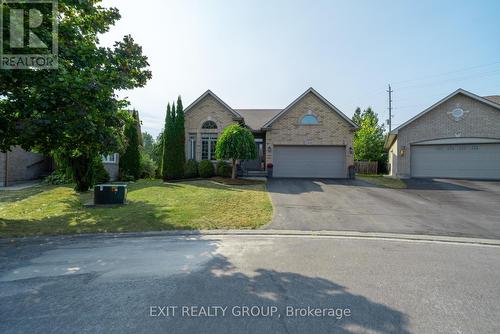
[215,124,256,179]
[199,160,214,178]
[140,151,157,179]
[184,159,199,178]
[216,160,231,178]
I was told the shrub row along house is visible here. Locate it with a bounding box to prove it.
[184,87,358,178]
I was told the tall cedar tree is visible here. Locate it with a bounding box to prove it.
[161,99,186,180]
[173,96,185,178]
[119,110,142,179]
[0,2,151,191]
[161,104,171,179]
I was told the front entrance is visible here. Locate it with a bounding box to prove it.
[242,139,265,171]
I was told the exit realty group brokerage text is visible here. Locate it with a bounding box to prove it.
[149,305,352,320]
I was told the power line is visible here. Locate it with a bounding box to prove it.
[392,60,500,85]
[396,68,500,91]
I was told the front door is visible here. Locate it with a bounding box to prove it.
[242,139,264,171]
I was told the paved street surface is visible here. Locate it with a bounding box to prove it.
[267,178,500,238]
[1,234,500,334]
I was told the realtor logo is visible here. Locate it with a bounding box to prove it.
[0,0,58,69]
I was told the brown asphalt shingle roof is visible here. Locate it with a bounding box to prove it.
[484,95,500,105]
[235,109,282,131]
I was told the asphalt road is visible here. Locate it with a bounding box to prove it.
[1,234,500,334]
[266,178,500,238]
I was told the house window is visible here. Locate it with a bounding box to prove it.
[189,134,196,160]
[102,154,117,163]
[201,120,218,129]
[201,133,217,160]
[300,114,319,125]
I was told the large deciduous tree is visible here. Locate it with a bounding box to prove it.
[352,107,386,163]
[215,124,256,179]
[0,1,152,191]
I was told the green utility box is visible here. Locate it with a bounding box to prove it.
[94,184,127,205]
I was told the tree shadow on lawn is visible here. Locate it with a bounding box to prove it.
[0,197,183,238]
[125,179,255,193]
[167,179,268,193]
[0,185,48,205]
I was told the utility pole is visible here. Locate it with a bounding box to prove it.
[387,84,393,132]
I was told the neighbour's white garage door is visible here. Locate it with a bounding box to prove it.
[411,144,500,179]
[273,146,346,178]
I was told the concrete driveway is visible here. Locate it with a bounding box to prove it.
[266,178,500,239]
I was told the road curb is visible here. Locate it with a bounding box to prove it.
[2,229,500,247]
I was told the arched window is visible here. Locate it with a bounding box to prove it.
[201,120,218,129]
[300,114,319,125]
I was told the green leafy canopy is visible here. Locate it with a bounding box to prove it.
[215,124,256,161]
[352,107,386,162]
[0,1,152,190]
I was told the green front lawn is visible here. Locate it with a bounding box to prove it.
[356,174,407,189]
[0,179,273,238]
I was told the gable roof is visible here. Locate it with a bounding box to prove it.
[384,88,500,150]
[184,90,242,120]
[484,95,500,105]
[235,109,282,131]
[261,87,358,129]
[390,88,500,135]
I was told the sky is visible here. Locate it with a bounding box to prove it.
[100,0,500,137]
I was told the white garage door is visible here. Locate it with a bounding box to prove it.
[273,146,346,178]
[411,144,500,179]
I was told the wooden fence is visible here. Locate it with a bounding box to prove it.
[354,161,378,175]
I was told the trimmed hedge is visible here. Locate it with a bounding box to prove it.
[199,160,214,178]
[184,159,199,178]
[216,160,231,178]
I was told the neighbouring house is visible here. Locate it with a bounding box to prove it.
[385,88,500,179]
[102,153,120,181]
[0,147,119,187]
[184,87,358,178]
[0,147,53,187]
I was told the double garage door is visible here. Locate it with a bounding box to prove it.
[273,146,346,178]
[411,143,500,179]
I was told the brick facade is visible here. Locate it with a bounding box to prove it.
[265,92,355,177]
[391,93,500,178]
[0,147,52,187]
[184,94,239,161]
[183,90,356,178]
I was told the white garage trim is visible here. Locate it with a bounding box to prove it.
[273,145,346,178]
[413,137,500,145]
[411,143,500,180]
